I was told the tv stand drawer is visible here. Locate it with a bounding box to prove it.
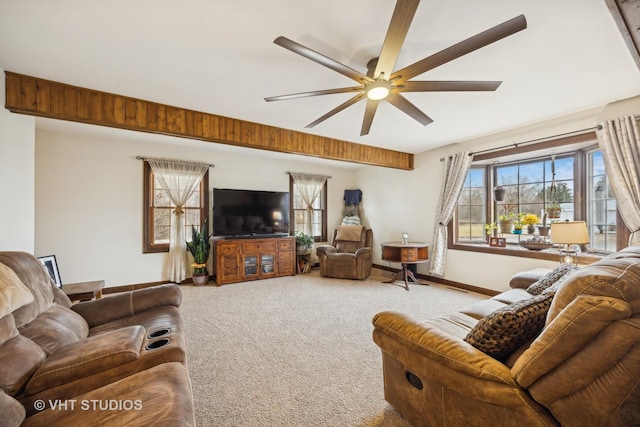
[243,240,276,253]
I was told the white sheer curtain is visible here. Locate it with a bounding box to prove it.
[290,173,328,236]
[596,116,640,246]
[147,158,210,283]
[428,151,474,277]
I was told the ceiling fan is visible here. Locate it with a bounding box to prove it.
[265,0,527,136]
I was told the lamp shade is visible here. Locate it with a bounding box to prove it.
[550,221,590,244]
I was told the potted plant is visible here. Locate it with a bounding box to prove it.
[521,213,539,234]
[546,204,562,219]
[485,222,498,237]
[537,211,551,237]
[295,231,314,252]
[497,204,517,234]
[186,219,211,286]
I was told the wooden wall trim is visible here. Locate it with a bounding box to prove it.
[4,71,414,170]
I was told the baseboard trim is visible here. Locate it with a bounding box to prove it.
[372,264,499,297]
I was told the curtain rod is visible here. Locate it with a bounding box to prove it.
[459,115,640,160]
[136,156,215,168]
[286,172,332,178]
[440,115,640,161]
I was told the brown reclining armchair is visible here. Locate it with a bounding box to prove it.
[316,225,373,280]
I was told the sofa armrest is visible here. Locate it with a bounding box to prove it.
[354,247,371,257]
[372,310,515,385]
[315,245,337,258]
[71,283,181,328]
[25,325,144,396]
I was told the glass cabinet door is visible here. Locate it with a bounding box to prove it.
[243,255,258,276]
[261,254,274,274]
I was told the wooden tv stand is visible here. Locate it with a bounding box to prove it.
[213,236,295,285]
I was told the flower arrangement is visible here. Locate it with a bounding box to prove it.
[186,219,211,275]
[521,213,540,226]
[485,222,498,235]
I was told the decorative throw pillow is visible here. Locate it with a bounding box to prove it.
[464,293,553,360]
[341,215,362,225]
[526,264,576,295]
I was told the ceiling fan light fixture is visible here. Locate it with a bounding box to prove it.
[366,79,391,100]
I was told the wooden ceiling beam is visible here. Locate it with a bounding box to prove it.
[4,71,413,170]
[605,0,640,71]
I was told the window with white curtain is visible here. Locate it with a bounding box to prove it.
[289,176,327,241]
[143,161,209,253]
[450,133,628,258]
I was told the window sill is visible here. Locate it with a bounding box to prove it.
[449,242,605,265]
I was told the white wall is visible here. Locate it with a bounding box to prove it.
[34,129,356,287]
[0,67,36,252]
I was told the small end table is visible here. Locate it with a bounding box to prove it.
[381,242,429,290]
[62,280,105,302]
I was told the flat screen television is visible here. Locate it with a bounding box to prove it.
[212,188,290,237]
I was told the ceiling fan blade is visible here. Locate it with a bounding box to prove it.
[274,36,372,84]
[305,93,366,128]
[386,93,433,126]
[265,87,363,102]
[397,80,502,92]
[391,15,527,82]
[361,99,380,136]
[374,0,420,79]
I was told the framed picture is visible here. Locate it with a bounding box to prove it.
[489,237,507,247]
[38,255,62,288]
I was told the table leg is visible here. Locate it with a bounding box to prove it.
[383,264,430,290]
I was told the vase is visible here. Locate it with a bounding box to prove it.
[498,220,513,234]
[513,229,523,235]
[527,224,535,234]
[192,273,209,286]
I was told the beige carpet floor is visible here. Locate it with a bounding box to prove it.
[180,268,487,427]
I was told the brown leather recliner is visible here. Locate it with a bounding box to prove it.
[372,245,640,427]
[316,226,373,280]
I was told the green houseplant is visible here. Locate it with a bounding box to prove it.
[295,231,314,251]
[186,219,211,285]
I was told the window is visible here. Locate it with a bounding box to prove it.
[143,162,209,253]
[456,168,486,242]
[494,155,575,244]
[289,176,327,241]
[587,150,617,252]
[451,132,628,256]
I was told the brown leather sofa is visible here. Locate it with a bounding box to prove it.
[0,251,194,426]
[373,246,640,426]
[316,225,373,280]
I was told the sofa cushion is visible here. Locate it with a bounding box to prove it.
[0,390,25,427]
[26,325,145,396]
[0,262,34,318]
[21,362,195,427]
[19,304,89,356]
[464,294,553,360]
[0,334,47,396]
[0,252,55,328]
[526,264,576,295]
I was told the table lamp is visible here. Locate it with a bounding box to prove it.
[550,221,589,267]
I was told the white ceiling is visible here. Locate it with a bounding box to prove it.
[1,0,640,160]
